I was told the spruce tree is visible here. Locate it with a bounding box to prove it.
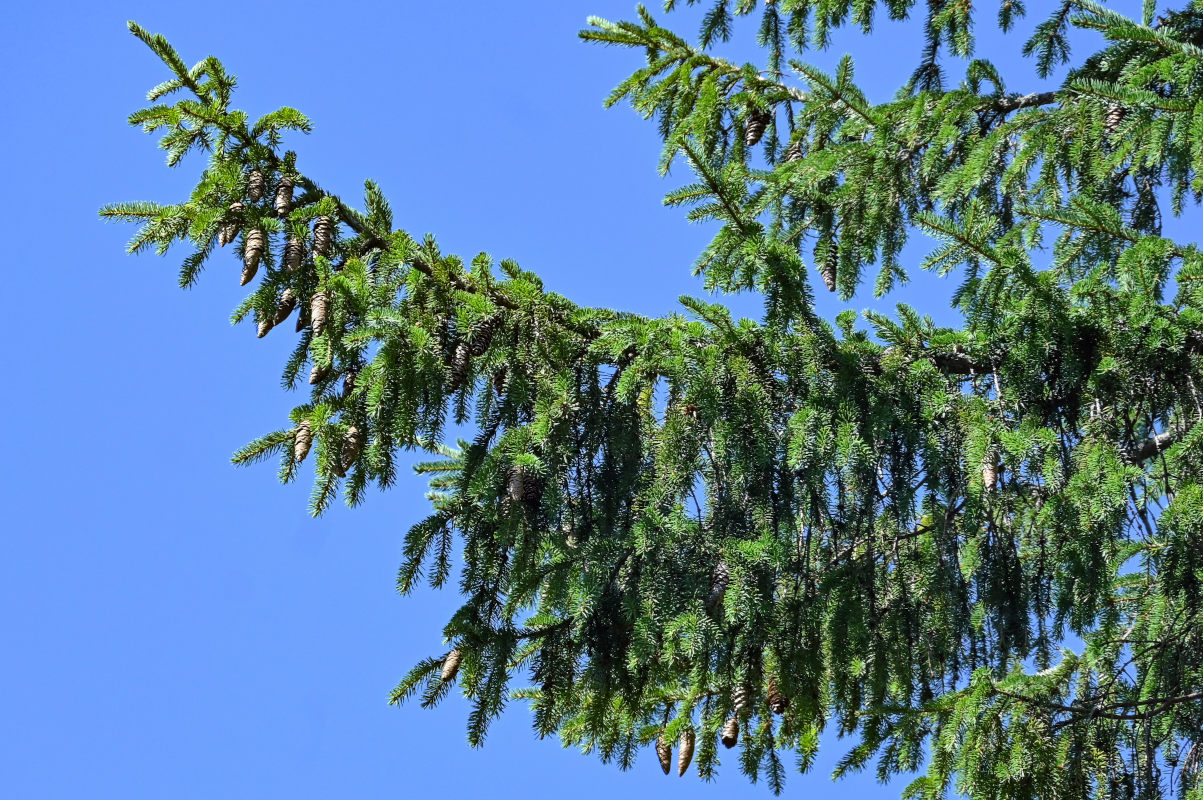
[102,3,1203,798]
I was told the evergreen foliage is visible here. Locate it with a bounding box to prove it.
[104,4,1203,797]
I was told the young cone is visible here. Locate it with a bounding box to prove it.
[241,228,265,286]
[655,736,672,775]
[293,419,312,463]
[274,176,294,217]
[313,215,333,256]
[283,235,304,273]
[745,108,770,147]
[310,291,329,335]
[441,648,462,683]
[721,717,739,749]
[338,424,362,477]
[247,169,265,202]
[677,729,695,776]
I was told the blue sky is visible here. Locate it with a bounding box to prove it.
[0,1,1165,798]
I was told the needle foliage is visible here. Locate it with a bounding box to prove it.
[104,3,1203,797]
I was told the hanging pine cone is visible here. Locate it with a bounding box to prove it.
[313,215,334,256]
[274,176,294,217]
[982,452,999,491]
[343,369,356,398]
[219,202,243,247]
[721,717,739,749]
[447,341,471,392]
[257,289,297,338]
[337,424,362,477]
[767,677,788,715]
[820,244,838,293]
[296,302,310,333]
[310,291,329,335]
[655,735,672,775]
[677,729,695,776]
[284,235,304,273]
[440,648,462,683]
[706,560,730,613]
[293,419,313,463]
[241,228,265,286]
[492,368,507,395]
[469,315,499,357]
[1104,103,1126,137]
[732,685,749,716]
[784,139,803,162]
[247,170,265,202]
[745,108,771,147]
[309,362,331,385]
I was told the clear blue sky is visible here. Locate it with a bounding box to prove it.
[0,2,1165,798]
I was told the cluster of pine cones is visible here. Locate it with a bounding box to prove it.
[654,680,788,777]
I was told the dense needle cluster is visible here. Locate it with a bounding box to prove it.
[104,3,1203,798]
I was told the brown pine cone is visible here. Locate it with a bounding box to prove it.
[283,235,304,273]
[295,303,310,333]
[313,215,334,256]
[767,677,788,715]
[343,369,357,398]
[508,465,527,505]
[447,341,471,392]
[784,139,803,162]
[440,648,462,683]
[732,685,749,716]
[337,425,362,477]
[219,202,244,246]
[655,735,672,775]
[721,717,739,749]
[820,244,837,293]
[469,316,499,357]
[293,419,313,463]
[706,560,730,613]
[745,108,771,147]
[492,368,507,395]
[247,170,265,202]
[274,176,294,217]
[310,291,329,335]
[309,362,331,385]
[1104,103,1126,137]
[982,453,999,491]
[677,729,695,776]
[241,228,265,286]
[258,289,297,338]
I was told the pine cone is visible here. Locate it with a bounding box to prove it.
[310,291,329,335]
[677,729,695,776]
[492,368,507,395]
[745,108,771,147]
[219,202,244,247]
[441,648,462,683]
[982,453,999,491]
[241,228,265,286]
[296,303,310,333]
[343,369,357,397]
[309,362,331,385]
[247,170,265,202]
[448,341,471,392]
[820,245,838,293]
[732,685,749,716]
[655,735,672,775]
[284,235,304,273]
[721,717,739,749]
[337,424,362,477]
[706,560,730,613]
[257,289,297,338]
[1104,103,1126,137]
[293,419,313,463]
[767,677,788,715]
[784,139,803,162]
[469,315,499,357]
[313,215,334,256]
[274,176,294,217]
